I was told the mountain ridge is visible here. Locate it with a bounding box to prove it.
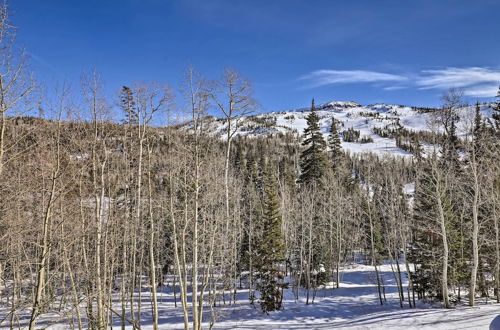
[202,100,496,158]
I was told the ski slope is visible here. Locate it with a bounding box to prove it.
[203,101,495,158]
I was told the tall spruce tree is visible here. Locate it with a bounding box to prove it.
[473,102,486,156]
[299,99,328,184]
[493,85,500,132]
[443,119,461,172]
[328,116,342,170]
[410,154,458,307]
[254,165,287,313]
[119,86,138,125]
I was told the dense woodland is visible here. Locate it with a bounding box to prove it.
[0,3,500,330]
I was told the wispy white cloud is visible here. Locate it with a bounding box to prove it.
[383,85,407,91]
[462,84,499,97]
[416,67,500,90]
[299,70,408,88]
[300,67,500,98]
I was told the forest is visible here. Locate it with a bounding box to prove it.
[0,2,500,330]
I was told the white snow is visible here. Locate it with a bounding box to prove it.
[3,261,498,329]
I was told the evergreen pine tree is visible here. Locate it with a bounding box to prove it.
[473,102,482,137]
[410,158,443,300]
[412,135,423,160]
[328,116,342,171]
[473,102,485,157]
[493,85,500,132]
[299,99,328,184]
[443,119,460,172]
[119,86,137,125]
[410,154,459,305]
[254,165,288,313]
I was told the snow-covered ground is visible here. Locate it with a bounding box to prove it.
[7,262,497,329]
[127,262,500,329]
[205,263,499,329]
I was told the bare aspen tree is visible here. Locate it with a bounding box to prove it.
[181,66,210,330]
[433,88,464,136]
[465,119,482,306]
[124,81,172,329]
[28,84,69,329]
[211,68,255,224]
[81,69,114,329]
[168,164,190,329]
[416,153,453,308]
[0,2,34,177]
[493,168,500,303]
[363,167,384,306]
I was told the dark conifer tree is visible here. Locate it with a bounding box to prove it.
[410,154,459,305]
[119,86,137,125]
[492,85,500,131]
[328,116,342,171]
[412,135,423,161]
[299,99,328,184]
[254,165,287,313]
[443,119,460,173]
[473,102,486,157]
[473,102,482,137]
[410,158,443,300]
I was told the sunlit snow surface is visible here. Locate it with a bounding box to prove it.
[4,262,498,329]
[204,101,495,158]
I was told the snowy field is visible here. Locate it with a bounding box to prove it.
[195,263,499,330]
[6,262,498,329]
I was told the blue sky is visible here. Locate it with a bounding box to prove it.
[11,0,500,113]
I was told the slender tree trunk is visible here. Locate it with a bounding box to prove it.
[29,160,58,330]
[469,161,480,306]
[336,215,342,289]
[493,199,500,303]
[169,194,189,329]
[436,179,450,308]
[147,146,159,330]
[95,157,107,329]
[192,141,200,330]
[0,107,5,177]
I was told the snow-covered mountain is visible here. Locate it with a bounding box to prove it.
[203,101,495,157]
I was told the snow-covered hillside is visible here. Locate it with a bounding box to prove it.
[203,101,495,157]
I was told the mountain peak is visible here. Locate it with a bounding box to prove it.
[322,101,361,108]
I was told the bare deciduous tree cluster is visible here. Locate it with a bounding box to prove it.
[0,2,499,329]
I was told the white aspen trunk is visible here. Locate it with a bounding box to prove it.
[95,157,107,329]
[0,105,5,177]
[192,144,200,330]
[62,222,83,330]
[435,173,450,308]
[29,117,63,329]
[402,232,415,308]
[336,214,342,289]
[197,214,217,330]
[130,125,144,324]
[469,160,479,306]
[169,193,189,329]
[137,248,144,329]
[147,148,159,330]
[306,206,313,305]
[29,162,57,330]
[365,177,383,306]
[495,201,500,303]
